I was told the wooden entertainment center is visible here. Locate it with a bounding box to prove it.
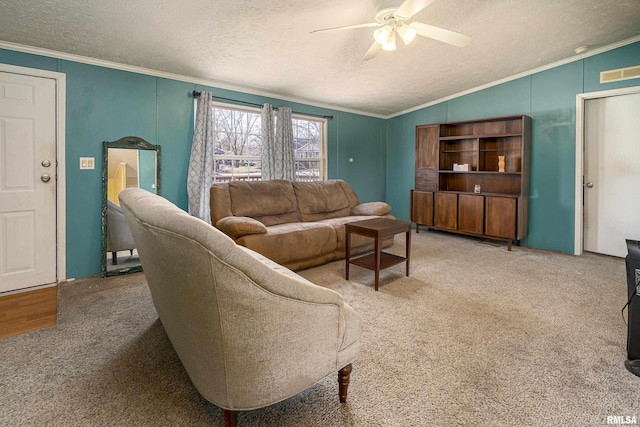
[410,115,531,250]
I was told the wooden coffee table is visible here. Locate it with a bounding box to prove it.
[345,218,412,291]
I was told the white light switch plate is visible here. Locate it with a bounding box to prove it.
[80,157,95,170]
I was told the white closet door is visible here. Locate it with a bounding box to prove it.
[584,92,640,257]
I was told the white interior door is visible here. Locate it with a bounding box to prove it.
[0,72,57,293]
[584,92,640,257]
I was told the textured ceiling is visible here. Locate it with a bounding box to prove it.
[0,0,639,116]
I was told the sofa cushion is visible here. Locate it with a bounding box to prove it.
[237,222,336,265]
[229,180,300,226]
[216,216,267,239]
[351,202,392,216]
[294,181,352,222]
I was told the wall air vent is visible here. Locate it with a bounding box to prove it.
[600,65,640,84]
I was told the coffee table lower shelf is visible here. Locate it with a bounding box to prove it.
[349,252,407,271]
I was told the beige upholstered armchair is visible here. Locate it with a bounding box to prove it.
[118,188,360,426]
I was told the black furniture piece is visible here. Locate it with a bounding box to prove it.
[624,239,640,377]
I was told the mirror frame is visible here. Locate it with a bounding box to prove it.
[101,136,161,277]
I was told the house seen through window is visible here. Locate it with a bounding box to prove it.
[211,103,326,182]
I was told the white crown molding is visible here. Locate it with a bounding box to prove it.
[0,40,386,119]
[385,34,640,119]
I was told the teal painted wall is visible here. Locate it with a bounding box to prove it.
[584,43,640,93]
[0,49,57,71]
[335,112,387,203]
[528,62,583,252]
[386,41,640,254]
[2,40,638,277]
[156,78,196,210]
[0,49,386,279]
[62,61,158,278]
[447,78,532,122]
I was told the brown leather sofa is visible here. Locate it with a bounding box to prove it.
[210,179,394,270]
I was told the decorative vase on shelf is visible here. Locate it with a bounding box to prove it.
[498,155,506,173]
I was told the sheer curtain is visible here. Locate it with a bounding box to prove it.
[261,104,295,181]
[187,91,215,223]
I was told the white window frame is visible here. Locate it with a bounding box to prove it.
[208,101,327,182]
[291,112,328,182]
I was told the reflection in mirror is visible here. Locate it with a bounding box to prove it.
[101,136,161,277]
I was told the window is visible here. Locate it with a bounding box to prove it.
[210,103,326,183]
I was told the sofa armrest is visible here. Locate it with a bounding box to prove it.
[216,216,267,239]
[351,201,392,216]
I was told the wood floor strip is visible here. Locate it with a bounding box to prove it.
[0,286,57,339]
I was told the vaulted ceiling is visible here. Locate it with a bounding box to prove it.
[0,0,639,117]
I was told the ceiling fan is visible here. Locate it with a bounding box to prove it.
[311,0,472,61]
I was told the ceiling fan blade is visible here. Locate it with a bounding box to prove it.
[395,0,435,19]
[362,41,382,61]
[310,22,381,34]
[413,22,472,47]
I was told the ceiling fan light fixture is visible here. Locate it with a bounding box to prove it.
[374,26,391,44]
[381,30,397,51]
[311,0,473,61]
[398,23,417,45]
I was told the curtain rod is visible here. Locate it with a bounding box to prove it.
[192,91,333,120]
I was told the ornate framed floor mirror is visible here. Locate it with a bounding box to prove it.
[101,136,161,277]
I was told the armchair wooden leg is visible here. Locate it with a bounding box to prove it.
[224,409,237,427]
[338,363,352,403]
[112,252,117,265]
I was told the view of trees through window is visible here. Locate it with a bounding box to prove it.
[211,104,325,182]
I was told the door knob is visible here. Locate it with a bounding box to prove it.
[41,160,51,167]
[584,182,594,188]
[41,174,51,182]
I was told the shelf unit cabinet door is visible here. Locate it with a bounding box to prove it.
[485,196,516,239]
[415,125,439,191]
[411,190,433,226]
[458,194,484,234]
[416,125,438,169]
[434,192,458,230]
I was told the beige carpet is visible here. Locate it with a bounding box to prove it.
[1,230,638,426]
